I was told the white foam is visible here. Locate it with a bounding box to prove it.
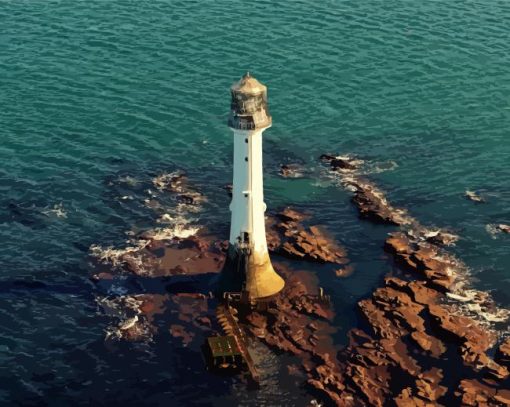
[152,171,184,191]
[42,202,67,218]
[117,175,139,186]
[363,160,399,175]
[147,224,200,241]
[486,224,502,239]
[89,239,149,267]
[98,295,153,342]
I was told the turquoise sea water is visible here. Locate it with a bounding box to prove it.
[1,0,510,405]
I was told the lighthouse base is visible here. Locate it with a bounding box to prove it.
[216,244,285,300]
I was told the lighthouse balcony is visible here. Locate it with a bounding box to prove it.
[228,115,271,131]
[228,118,256,130]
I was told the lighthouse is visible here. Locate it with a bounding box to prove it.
[218,73,285,300]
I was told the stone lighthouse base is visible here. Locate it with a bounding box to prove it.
[216,244,285,300]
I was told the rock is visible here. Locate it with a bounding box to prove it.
[276,207,308,222]
[495,338,510,367]
[223,183,233,197]
[424,229,459,246]
[90,272,114,281]
[415,368,447,402]
[169,324,195,346]
[410,330,446,357]
[428,304,496,354]
[395,388,429,407]
[152,172,187,192]
[177,192,205,205]
[457,379,497,406]
[334,265,354,277]
[279,163,305,178]
[497,224,510,234]
[385,233,455,291]
[319,154,337,162]
[267,209,348,266]
[352,184,412,226]
[320,154,363,171]
[494,389,510,405]
[465,190,485,203]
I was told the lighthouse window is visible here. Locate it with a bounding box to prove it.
[245,138,248,143]
[245,157,248,162]
[244,193,248,198]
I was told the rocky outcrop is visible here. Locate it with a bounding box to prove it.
[385,232,455,291]
[236,266,348,404]
[313,154,510,406]
[351,183,412,226]
[320,154,364,171]
[266,208,348,266]
[496,338,510,368]
[456,379,510,406]
[279,163,305,178]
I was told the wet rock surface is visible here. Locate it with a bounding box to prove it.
[279,163,306,178]
[266,207,349,266]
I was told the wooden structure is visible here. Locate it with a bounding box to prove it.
[204,336,244,369]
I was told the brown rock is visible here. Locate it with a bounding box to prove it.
[169,324,194,346]
[267,209,348,266]
[428,304,496,352]
[279,163,305,178]
[495,338,510,367]
[410,330,446,357]
[457,379,497,406]
[495,389,510,405]
[415,368,447,401]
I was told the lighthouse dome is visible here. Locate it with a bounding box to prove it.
[230,72,267,95]
[228,73,272,130]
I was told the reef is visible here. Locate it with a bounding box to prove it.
[313,153,510,406]
[91,164,510,406]
[266,207,348,266]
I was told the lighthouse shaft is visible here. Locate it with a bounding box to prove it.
[229,127,267,253]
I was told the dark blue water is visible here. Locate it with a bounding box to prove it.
[1,0,510,405]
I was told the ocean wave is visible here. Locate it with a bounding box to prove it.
[147,224,200,241]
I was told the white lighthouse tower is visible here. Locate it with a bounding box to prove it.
[218,72,285,300]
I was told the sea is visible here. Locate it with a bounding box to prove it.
[1,0,509,405]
